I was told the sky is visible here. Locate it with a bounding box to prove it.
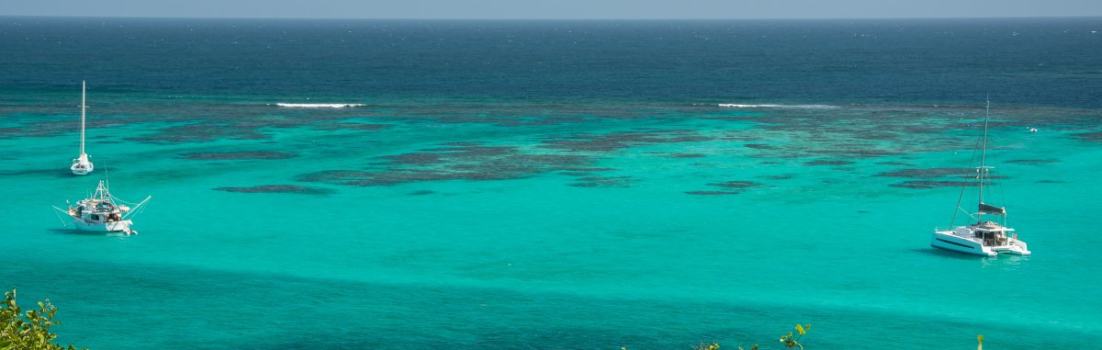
[1,0,1101,19]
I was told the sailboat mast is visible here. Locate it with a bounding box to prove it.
[978,97,990,206]
[80,80,87,156]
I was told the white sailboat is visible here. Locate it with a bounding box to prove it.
[56,179,151,235]
[930,99,1031,257]
[70,81,94,175]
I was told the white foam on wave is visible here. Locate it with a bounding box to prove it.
[718,103,838,110]
[274,103,366,109]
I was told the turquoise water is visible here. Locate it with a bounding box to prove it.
[3,18,1102,349]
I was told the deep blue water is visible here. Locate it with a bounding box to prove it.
[2,17,1102,349]
[3,17,1101,106]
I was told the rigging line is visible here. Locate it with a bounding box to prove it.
[122,197,151,220]
[131,202,149,217]
[52,207,71,228]
[979,96,991,205]
[958,206,977,222]
[950,183,967,226]
[950,111,987,226]
[113,196,138,205]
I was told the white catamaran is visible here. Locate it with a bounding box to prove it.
[930,100,1031,257]
[56,180,151,235]
[70,81,94,175]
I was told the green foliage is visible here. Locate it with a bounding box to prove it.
[695,342,720,350]
[688,323,808,350]
[1,289,80,350]
[683,323,806,350]
[694,342,761,350]
[778,323,810,349]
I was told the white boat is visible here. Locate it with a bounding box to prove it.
[56,180,151,235]
[70,81,94,175]
[931,100,1030,257]
[933,221,1029,257]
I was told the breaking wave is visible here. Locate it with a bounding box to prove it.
[273,103,365,109]
[718,103,838,109]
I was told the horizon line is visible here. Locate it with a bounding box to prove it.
[3,14,1101,21]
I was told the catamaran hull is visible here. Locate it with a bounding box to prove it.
[72,219,134,235]
[931,230,1031,257]
[996,240,1031,256]
[931,231,995,257]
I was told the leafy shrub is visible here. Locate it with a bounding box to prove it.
[1,289,81,350]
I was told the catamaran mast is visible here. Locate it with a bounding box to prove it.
[80,80,87,156]
[978,97,990,207]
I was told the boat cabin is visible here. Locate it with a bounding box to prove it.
[70,200,124,224]
[971,221,1014,247]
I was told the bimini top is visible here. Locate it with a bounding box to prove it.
[978,202,1006,216]
[973,221,1015,232]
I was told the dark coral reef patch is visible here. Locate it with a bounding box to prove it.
[1074,131,1102,142]
[570,176,633,188]
[761,174,795,180]
[686,180,760,196]
[300,143,591,187]
[181,151,296,160]
[213,184,333,195]
[804,159,853,166]
[879,166,1011,189]
[889,181,981,189]
[299,129,715,188]
[667,153,707,159]
[128,123,272,144]
[878,168,976,178]
[1005,159,1059,165]
[541,130,712,152]
[685,190,742,196]
[709,181,759,189]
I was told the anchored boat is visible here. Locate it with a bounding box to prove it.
[56,180,151,235]
[930,100,1030,257]
[70,81,94,175]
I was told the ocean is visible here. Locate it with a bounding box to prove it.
[1,17,1101,349]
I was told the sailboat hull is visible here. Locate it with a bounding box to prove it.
[70,162,93,175]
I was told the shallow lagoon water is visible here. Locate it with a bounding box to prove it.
[2,18,1102,349]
